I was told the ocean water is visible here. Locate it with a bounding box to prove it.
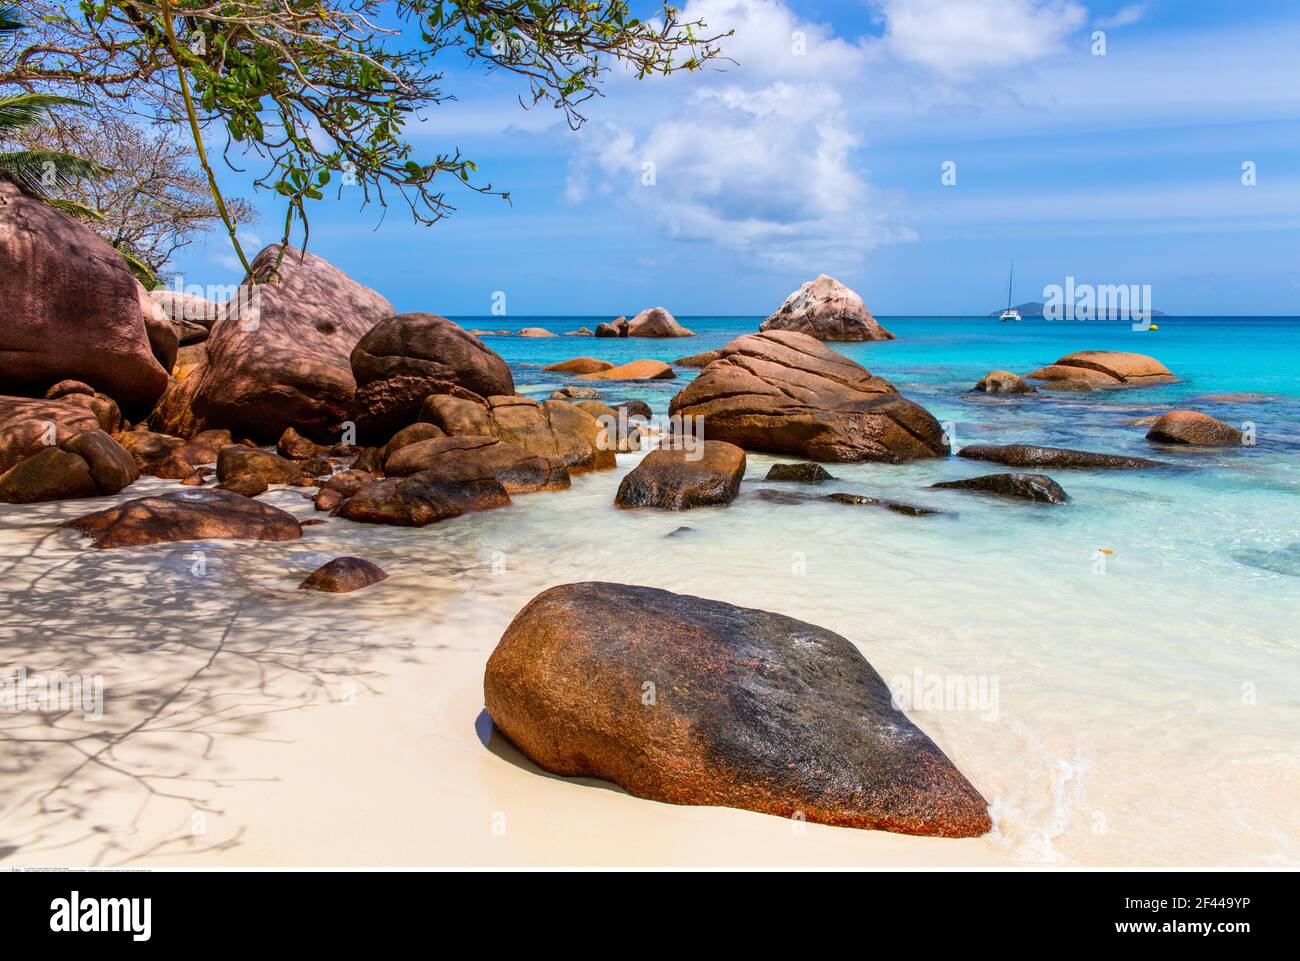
[456,314,1300,863]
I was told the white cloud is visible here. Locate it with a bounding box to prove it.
[565,0,913,269]
[876,0,1087,76]
[1095,3,1147,29]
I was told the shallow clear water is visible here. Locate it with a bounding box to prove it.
[455,314,1300,863]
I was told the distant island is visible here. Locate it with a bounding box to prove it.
[988,301,1167,318]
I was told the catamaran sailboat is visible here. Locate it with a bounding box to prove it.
[999,261,1021,322]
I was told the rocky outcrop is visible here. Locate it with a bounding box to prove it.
[627,307,694,337]
[957,443,1166,469]
[669,330,947,463]
[42,381,124,434]
[615,441,745,510]
[543,357,613,374]
[574,360,675,381]
[765,462,834,483]
[1,396,104,472]
[0,446,99,503]
[1026,351,1174,390]
[336,462,510,527]
[348,313,514,442]
[931,472,1069,504]
[383,435,569,494]
[66,488,302,548]
[518,327,556,338]
[484,582,991,837]
[419,394,615,473]
[0,180,170,413]
[379,423,444,462]
[1145,411,1244,446]
[299,557,389,593]
[759,275,894,342]
[972,370,1036,394]
[150,245,394,443]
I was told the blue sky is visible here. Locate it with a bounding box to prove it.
[171,0,1300,316]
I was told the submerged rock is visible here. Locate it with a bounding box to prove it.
[759,274,894,342]
[484,582,991,837]
[66,488,302,548]
[669,330,947,463]
[765,462,834,483]
[1146,411,1244,447]
[299,557,389,593]
[931,473,1069,504]
[822,492,943,516]
[972,370,1036,394]
[957,443,1166,469]
[615,441,745,510]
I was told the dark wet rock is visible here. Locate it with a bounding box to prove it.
[114,428,185,469]
[615,441,745,510]
[66,487,303,548]
[666,526,693,538]
[384,435,569,494]
[350,447,386,476]
[669,330,947,463]
[484,582,991,836]
[957,443,1167,469]
[822,492,943,516]
[1146,411,1244,447]
[931,473,1069,504]
[613,400,653,421]
[298,556,389,593]
[593,322,621,338]
[972,370,1036,394]
[60,430,140,494]
[299,457,334,478]
[336,464,510,527]
[379,422,445,462]
[765,462,834,483]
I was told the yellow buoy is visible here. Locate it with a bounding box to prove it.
[1148,323,1160,331]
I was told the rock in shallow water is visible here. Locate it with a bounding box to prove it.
[484,582,991,837]
[1146,411,1244,447]
[66,488,302,548]
[615,441,745,510]
[298,556,388,593]
[931,473,1069,504]
[958,443,1166,469]
[759,274,894,342]
[765,462,834,483]
[337,463,510,526]
[1026,350,1174,390]
[972,370,1036,394]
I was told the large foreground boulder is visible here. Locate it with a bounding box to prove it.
[760,275,894,342]
[1146,411,1244,446]
[420,395,615,473]
[484,582,991,837]
[957,443,1166,469]
[66,488,302,548]
[615,441,745,510]
[0,180,170,413]
[669,330,947,463]
[348,313,514,442]
[1026,351,1174,390]
[384,435,569,494]
[150,245,394,443]
[627,307,694,337]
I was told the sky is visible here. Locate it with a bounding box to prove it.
[170,0,1300,316]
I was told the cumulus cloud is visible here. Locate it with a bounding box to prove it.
[1094,3,1147,30]
[876,0,1087,76]
[565,0,914,269]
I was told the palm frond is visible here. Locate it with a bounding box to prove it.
[0,149,108,198]
[44,197,104,220]
[0,93,90,135]
[0,5,23,36]
[114,246,160,287]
